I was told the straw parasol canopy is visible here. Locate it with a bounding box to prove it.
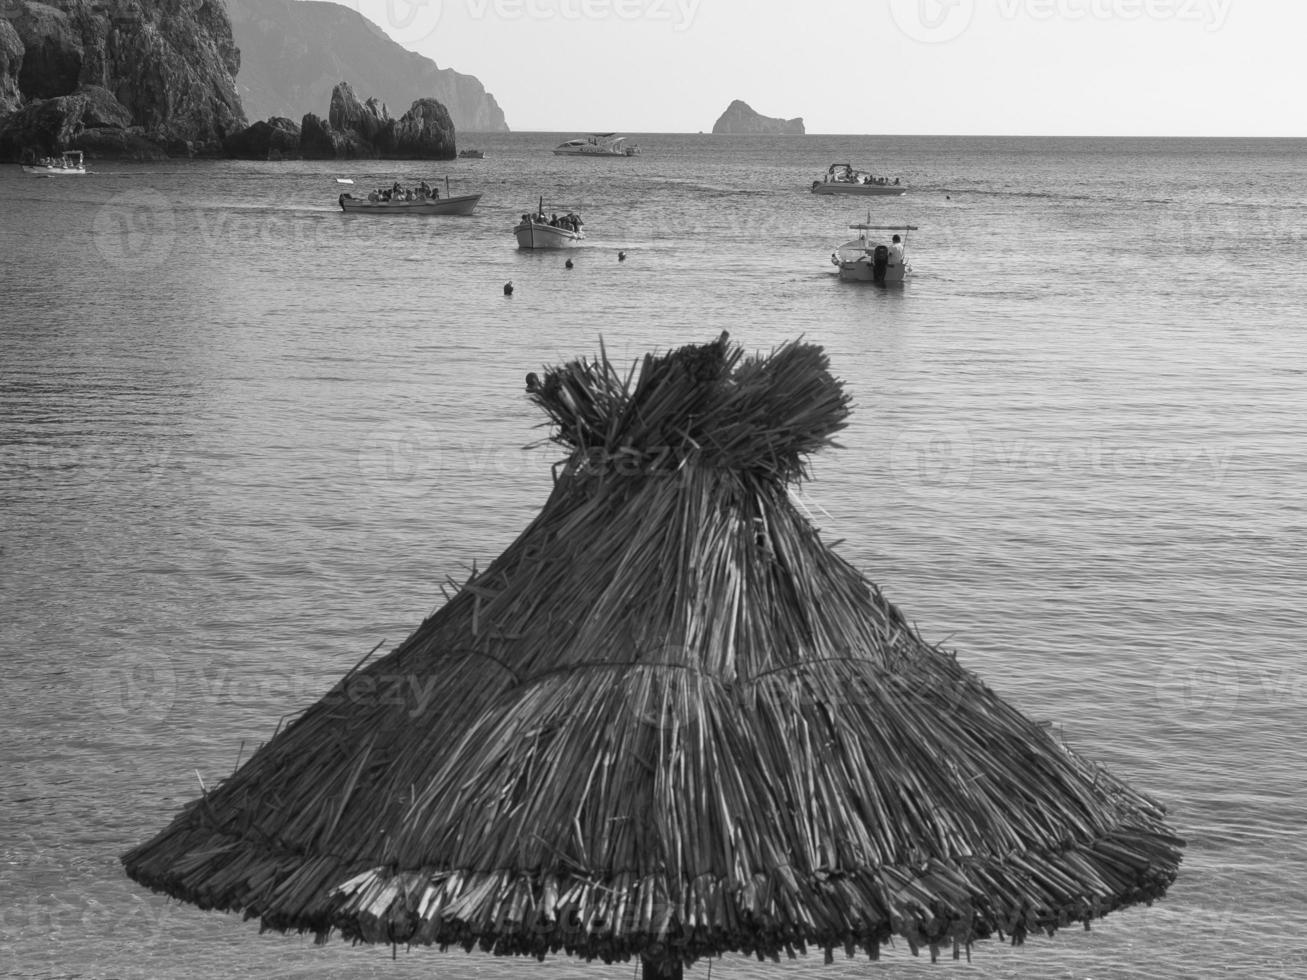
[123,334,1183,969]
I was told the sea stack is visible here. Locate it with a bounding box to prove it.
[711,99,804,135]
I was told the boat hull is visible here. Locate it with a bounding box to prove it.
[812,182,905,196]
[832,238,910,283]
[22,165,87,176]
[836,259,909,282]
[513,222,584,249]
[552,148,637,157]
[338,193,481,215]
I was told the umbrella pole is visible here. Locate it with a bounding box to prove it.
[641,954,684,980]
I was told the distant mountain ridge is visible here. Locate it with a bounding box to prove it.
[224,0,508,133]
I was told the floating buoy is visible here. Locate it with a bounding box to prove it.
[503,281,513,295]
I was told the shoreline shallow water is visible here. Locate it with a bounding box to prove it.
[2,133,1305,979]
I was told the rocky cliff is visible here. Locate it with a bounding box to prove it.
[711,100,804,136]
[0,0,247,160]
[226,81,456,160]
[224,0,508,134]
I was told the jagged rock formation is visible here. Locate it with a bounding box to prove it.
[388,97,455,158]
[221,114,300,159]
[711,99,804,136]
[224,0,508,134]
[234,81,454,160]
[0,0,247,161]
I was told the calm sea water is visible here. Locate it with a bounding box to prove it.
[1,134,1305,979]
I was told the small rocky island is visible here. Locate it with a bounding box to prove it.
[711,100,804,136]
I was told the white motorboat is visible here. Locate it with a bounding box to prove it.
[553,133,640,157]
[22,150,87,176]
[514,198,585,249]
[338,176,481,215]
[831,223,918,283]
[812,163,904,196]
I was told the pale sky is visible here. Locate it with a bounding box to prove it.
[326,0,1303,135]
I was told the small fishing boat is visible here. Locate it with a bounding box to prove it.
[830,223,917,283]
[513,197,585,249]
[553,133,640,157]
[338,176,480,215]
[22,150,87,176]
[811,163,904,196]
[458,149,485,159]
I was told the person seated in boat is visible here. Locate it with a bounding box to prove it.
[894,177,900,185]
[889,234,904,264]
[419,180,430,197]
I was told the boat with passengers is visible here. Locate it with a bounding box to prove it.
[830,222,918,283]
[22,151,88,176]
[514,197,585,248]
[338,176,481,215]
[812,163,904,196]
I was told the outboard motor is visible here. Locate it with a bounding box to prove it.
[872,244,890,284]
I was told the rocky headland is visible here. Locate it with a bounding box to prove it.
[224,80,456,160]
[711,100,804,136]
[0,0,246,161]
[225,0,507,134]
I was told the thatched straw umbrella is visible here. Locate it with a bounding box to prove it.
[123,334,1183,973]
